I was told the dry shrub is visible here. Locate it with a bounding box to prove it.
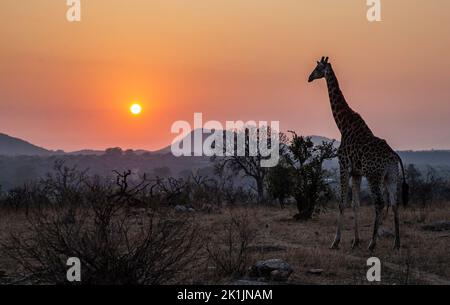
[1,176,202,285]
[206,210,256,278]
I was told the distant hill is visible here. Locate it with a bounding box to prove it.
[153,130,340,155]
[309,135,340,147]
[153,129,230,155]
[66,149,105,156]
[2,131,450,170]
[0,133,50,156]
[3,131,450,190]
[398,150,450,168]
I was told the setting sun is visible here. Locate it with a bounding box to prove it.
[130,103,142,115]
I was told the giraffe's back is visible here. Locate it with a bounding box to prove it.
[339,134,398,178]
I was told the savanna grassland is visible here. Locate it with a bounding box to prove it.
[0,202,448,285]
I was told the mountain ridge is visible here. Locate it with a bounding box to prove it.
[0,133,51,156]
[2,131,450,162]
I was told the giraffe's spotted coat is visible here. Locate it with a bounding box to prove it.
[308,57,408,251]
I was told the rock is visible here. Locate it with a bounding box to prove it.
[377,227,395,238]
[421,221,450,232]
[270,269,292,281]
[256,277,266,282]
[175,205,195,213]
[307,269,323,275]
[174,205,187,212]
[249,259,293,282]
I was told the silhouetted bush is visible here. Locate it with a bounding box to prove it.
[1,170,202,284]
[267,133,336,220]
[406,164,450,206]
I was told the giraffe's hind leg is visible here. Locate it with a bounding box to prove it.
[383,182,390,220]
[392,202,400,250]
[368,176,384,251]
[351,175,362,249]
[386,165,401,250]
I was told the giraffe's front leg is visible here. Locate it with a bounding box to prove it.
[330,166,349,250]
[351,175,362,249]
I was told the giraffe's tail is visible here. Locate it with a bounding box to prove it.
[395,152,409,207]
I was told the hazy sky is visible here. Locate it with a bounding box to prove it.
[1,0,450,151]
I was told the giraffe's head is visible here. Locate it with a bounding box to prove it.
[308,56,329,83]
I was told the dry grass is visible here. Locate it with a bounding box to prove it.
[0,203,449,285]
[194,203,450,285]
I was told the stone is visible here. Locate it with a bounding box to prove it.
[249,259,293,282]
[377,227,395,238]
[174,205,187,212]
[307,268,323,275]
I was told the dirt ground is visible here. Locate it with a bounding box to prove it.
[0,203,449,285]
[196,203,450,285]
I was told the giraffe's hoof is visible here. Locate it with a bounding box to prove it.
[368,242,376,252]
[351,239,360,249]
[393,240,400,250]
[330,240,340,250]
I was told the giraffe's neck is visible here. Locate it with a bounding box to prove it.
[325,65,357,136]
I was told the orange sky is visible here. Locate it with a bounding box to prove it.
[1,0,450,151]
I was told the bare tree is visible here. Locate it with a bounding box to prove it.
[213,127,276,203]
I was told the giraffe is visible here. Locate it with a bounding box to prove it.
[308,57,409,250]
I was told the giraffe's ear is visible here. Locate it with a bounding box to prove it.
[317,61,320,65]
